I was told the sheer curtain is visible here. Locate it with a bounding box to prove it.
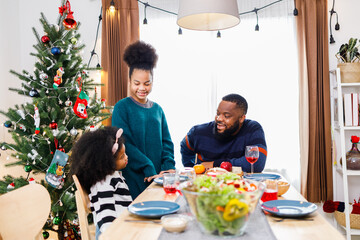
[139,0,300,190]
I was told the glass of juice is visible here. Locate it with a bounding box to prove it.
[163,173,178,194]
[261,179,278,202]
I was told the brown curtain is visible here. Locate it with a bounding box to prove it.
[296,0,333,202]
[101,0,139,125]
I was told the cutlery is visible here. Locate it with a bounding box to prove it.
[125,219,161,224]
[272,218,314,222]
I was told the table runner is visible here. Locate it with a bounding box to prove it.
[158,196,277,240]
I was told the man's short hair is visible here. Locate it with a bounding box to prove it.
[222,94,248,114]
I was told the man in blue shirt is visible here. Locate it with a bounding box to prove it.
[180,94,267,173]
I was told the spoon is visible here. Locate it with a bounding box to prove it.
[273,218,314,222]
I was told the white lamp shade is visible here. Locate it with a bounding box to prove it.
[177,0,240,31]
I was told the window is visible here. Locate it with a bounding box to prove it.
[139,0,300,189]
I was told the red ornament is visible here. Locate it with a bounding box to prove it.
[59,5,67,16]
[63,1,77,30]
[41,35,50,44]
[58,146,65,153]
[49,121,58,129]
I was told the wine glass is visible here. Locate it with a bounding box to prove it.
[245,145,259,175]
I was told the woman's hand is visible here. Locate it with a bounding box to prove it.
[144,175,159,182]
[144,169,176,182]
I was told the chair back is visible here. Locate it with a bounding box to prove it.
[0,183,51,240]
[72,175,95,240]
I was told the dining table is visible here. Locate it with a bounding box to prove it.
[99,173,345,240]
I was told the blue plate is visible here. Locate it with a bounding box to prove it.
[261,200,317,217]
[128,201,180,218]
[244,173,281,181]
[153,176,189,185]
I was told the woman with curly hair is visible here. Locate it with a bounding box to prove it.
[112,41,176,199]
[69,127,132,239]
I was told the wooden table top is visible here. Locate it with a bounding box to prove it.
[100,176,345,240]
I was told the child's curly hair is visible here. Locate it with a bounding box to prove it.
[69,126,125,193]
[123,41,158,78]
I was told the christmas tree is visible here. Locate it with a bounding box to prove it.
[0,1,110,239]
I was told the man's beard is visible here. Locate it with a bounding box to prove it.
[214,121,240,142]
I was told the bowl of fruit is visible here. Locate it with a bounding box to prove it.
[180,172,265,237]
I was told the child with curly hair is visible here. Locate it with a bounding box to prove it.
[69,127,132,239]
[112,41,176,199]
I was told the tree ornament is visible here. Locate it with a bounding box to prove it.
[24,164,32,172]
[52,128,59,136]
[42,231,50,239]
[28,177,36,184]
[19,124,26,132]
[46,150,69,188]
[70,127,77,136]
[71,37,77,45]
[41,35,50,44]
[65,99,72,107]
[53,216,61,225]
[62,0,77,30]
[101,98,106,108]
[29,88,40,97]
[16,109,26,120]
[34,105,40,134]
[82,70,89,77]
[4,120,12,128]
[53,67,64,89]
[53,24,60,32]
[49,121,58,129]
[73,91,89,119]
[39,72,48,81]
[7,182,15,190]
[51,47,61,55]
[89,125,97,132]
[58,146,65,153]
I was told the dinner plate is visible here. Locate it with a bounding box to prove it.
[153,176,189,185]
[243,173,281,181]
[128,201,180,218]
[261,200,318,217]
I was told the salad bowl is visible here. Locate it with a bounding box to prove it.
[180,173,265,237]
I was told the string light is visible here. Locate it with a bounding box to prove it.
[143,2,149,25]
[136,0,290,36]
[293,0,298,16]
[109,0,115,13]
[88,7,102,68]
[329,0,338,44]
[254,8,259,31]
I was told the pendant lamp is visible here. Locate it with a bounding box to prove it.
[177,0,240,31]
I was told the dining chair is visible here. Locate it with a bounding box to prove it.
[72,175,96,240]
[0,183,51,240]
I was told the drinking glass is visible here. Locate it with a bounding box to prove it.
[260,179,278,202]
[163,173,178,194]
[178,167,196,183]
[245,145,259,175]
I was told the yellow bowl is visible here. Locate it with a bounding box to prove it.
[277,181,290,196]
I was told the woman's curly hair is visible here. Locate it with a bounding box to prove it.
[123,41,158,78]
[69,126,124,193]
